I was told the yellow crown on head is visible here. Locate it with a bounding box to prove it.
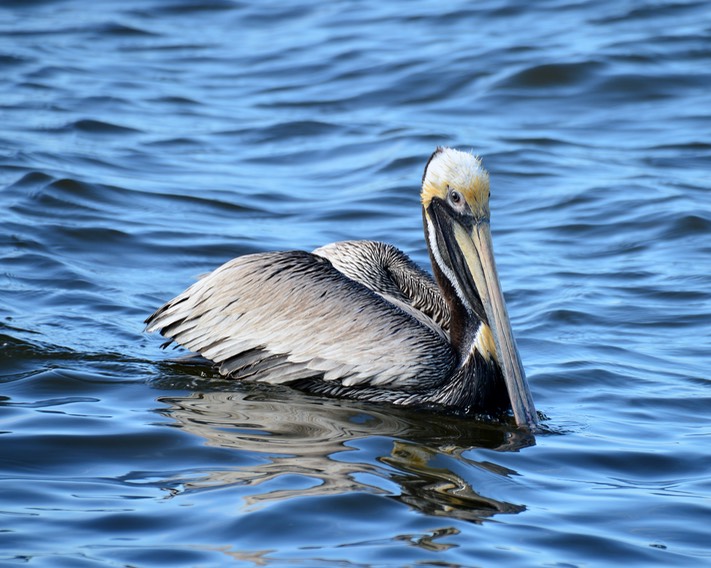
[421,147,490,217]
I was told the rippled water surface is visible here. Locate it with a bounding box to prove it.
[2,1,710,566]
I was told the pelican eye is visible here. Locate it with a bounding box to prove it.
[448,189,463,205]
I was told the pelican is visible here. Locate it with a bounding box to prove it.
[146,147,538,428]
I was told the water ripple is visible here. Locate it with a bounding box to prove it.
[1,0,710,565]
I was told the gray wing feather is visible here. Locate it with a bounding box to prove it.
[312,241,450,335]
[146,250,455,390]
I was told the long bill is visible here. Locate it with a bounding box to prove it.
[453,222,539,429]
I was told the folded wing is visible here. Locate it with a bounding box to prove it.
[146,250,455,392]
[313,240,449,336]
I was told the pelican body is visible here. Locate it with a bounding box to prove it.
[146,148,538,428]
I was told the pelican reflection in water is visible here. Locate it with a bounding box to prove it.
[146,147,537,428]
[161,388,531,520]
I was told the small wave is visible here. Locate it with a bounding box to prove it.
[498,61,603,90]
[70,119,142,135]
[661,213,711,239]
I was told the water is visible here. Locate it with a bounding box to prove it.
[1,0,710,565]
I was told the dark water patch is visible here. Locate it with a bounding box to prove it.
[86,547,231,568]
[526,526,689,567]
[620,283,709,304]
[617,309,710,331]
[10,80,55,93]
[3,170,54,190]
[69,119,142,135]
[0,337,117,383]
[10,176,109,213]
[376,153,435,174]
[319,204,394,223]
[598,72,709,102]
[238,4,319,26]
[243,146,346,166]
[148,189,271,217]
[550,440,710,483]
[590,1,709,25]
[499,135,575,149]
[643,152,711,172]
[51,224,143,254]
[135,233,266,271]
[142,137,206,150]
[2,427,197,475]
[501,61,604,90]
[607,33,711,64]
[0,334,48,379]
[141,0,244,16]
[148,95,201,106]
[545,221,633,240]
[660,213,711,239]
[252,119,344,143]
[0,53,34,68]
[92,22,159,38]
[68,95,137,112]
[0,0,73,9]
[42,178,126,203]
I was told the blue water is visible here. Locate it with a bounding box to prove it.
[2,1,711,566]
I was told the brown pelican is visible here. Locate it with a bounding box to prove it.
[146,147,538,428]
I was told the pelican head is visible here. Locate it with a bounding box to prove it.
[422,147,537,428]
